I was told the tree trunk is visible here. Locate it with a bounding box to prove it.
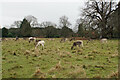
[101,20,107,38]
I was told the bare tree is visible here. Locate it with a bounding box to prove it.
[25,15,39,27]
[82,0,117,38]
[59,15,71,29]
[40,21,57,28]
[11,21,22,28]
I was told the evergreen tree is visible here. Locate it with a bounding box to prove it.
[20,18,32,37]
[2,27,8,37]
[60,26,73,38]
[77,23,84,37]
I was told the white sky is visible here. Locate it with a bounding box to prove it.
[0,0,86,29]
[0,0,119,29]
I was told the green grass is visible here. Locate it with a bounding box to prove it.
[2,38,118,78]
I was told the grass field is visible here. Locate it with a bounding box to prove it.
[2,38,118,78]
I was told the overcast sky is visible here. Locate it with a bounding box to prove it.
[0,0,86,29]
[0,0,119,29]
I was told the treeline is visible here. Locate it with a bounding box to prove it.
[1,17,99,38]
[1,22,99,38]
[2,18,75,38]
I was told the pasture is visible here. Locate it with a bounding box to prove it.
[2,38,118,78]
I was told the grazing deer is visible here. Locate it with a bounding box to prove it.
[15,36,19,41]
[35,40,45,50]
[29,37,36,43]
[60,38,68,43]
[100,38,107,43]
[69,37,75,41]
[71,40,83,50]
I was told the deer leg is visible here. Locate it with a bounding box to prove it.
[29,40,31,43]
[41,44,44,50]
[78,44,80,47]
[35,43,39,49]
